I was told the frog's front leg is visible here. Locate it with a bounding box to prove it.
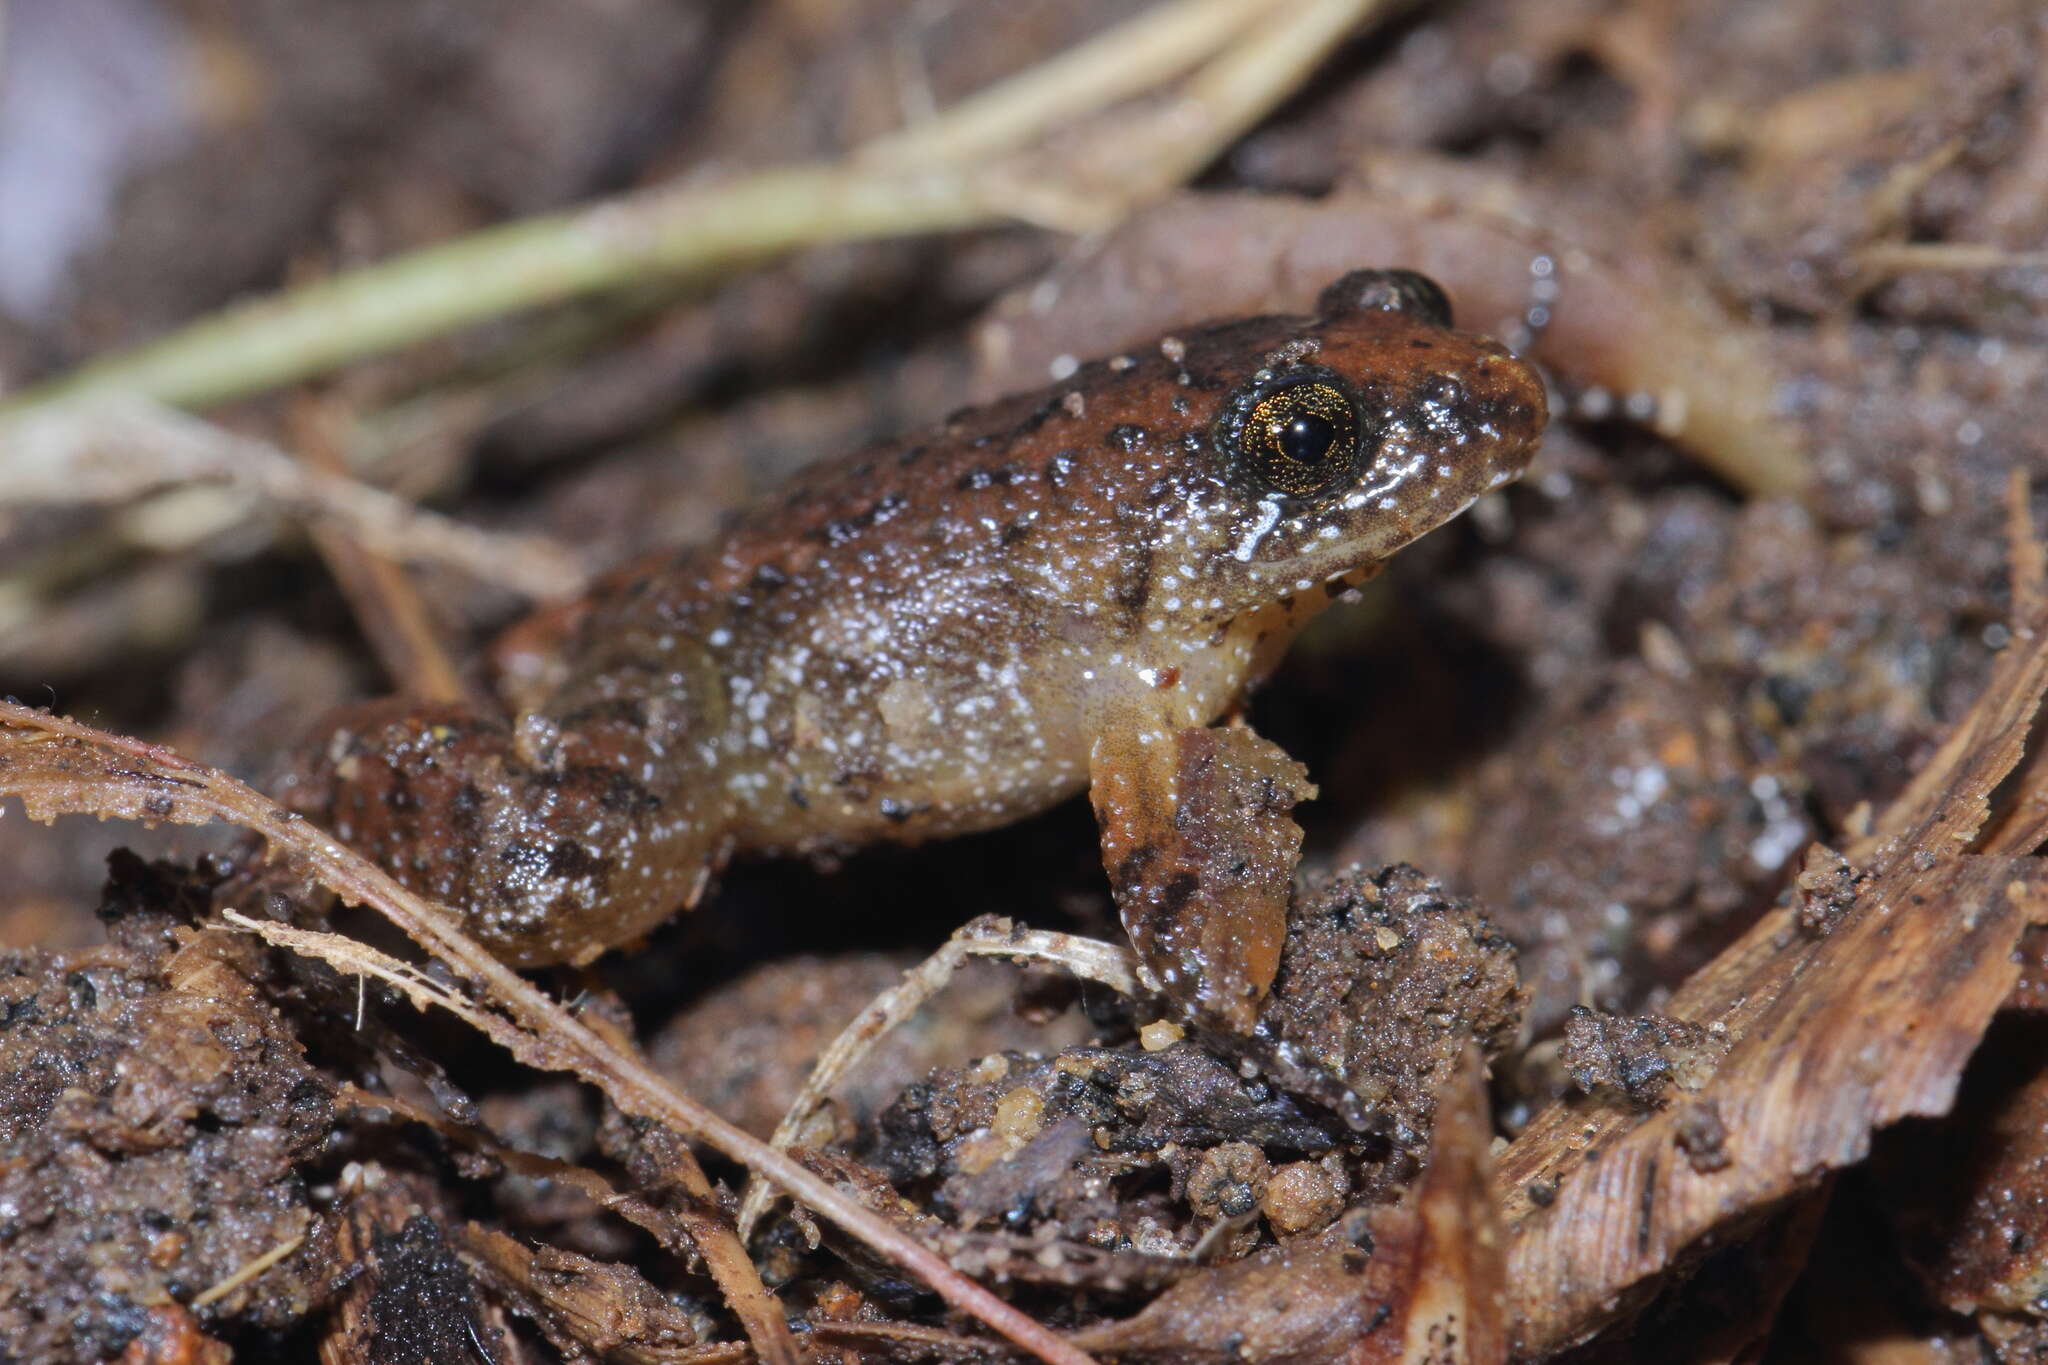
[1089,712,1314,1034]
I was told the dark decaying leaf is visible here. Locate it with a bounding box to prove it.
[1494,486,2048,1354]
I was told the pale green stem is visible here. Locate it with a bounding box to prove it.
[2,165,994,413]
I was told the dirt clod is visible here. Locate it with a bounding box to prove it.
[0,857,331,1363]
[1562,1008,1725,1109]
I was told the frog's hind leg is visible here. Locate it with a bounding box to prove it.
[1088,719,1313,1034]
[288,697,727,967]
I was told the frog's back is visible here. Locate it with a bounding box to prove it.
[549,311,1356,687]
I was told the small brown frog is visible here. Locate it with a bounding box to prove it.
[284,269,1547,1034]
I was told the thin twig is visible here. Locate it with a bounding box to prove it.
[1855,241,2048,275]
[0,396,585,599]
[735,918,1141,1241]
[859,0,1270,169]
[574,1007,800,1365]
[967,0,1393,234]
[1122,0,1393,203]
[291,396,470,703]
[189,1229,309,1309]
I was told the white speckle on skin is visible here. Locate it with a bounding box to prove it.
[1232,497,1284,562]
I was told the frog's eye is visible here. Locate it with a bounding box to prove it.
[1217,370,1362,498]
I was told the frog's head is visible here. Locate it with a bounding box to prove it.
[1152,269,1547,628]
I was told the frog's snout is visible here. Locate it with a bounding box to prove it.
[1357,342,1548,529]
[1471,346,1549,490]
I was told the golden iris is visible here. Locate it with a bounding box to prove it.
[1240,380,1358,496]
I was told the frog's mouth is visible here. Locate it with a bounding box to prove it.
[1229,446,1524,598]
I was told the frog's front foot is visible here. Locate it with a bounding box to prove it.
[1089,720,1313,1034]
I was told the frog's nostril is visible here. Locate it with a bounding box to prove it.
[1423,376,1466,408]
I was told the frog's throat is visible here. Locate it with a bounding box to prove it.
[1231,562,1386,685]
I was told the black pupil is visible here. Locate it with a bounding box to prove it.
[1279,412,1335,465]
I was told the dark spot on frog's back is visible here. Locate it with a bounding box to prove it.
[1106,424,1150,453]
[1112,844,1159,891]
[448,780,485,841]
[545,838,608,882]
[498,838,551,883]
[1158,871,1200,916]
[821,491,914,545]
[1111,541,1154,615]
[593,769,662,814]
[956,465,1017,492]
[1011,397,1062,438]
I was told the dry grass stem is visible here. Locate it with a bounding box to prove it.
[0,397,585,599]
[0,0,1396,417]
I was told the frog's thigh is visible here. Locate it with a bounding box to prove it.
[1088,720,1314,1034]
